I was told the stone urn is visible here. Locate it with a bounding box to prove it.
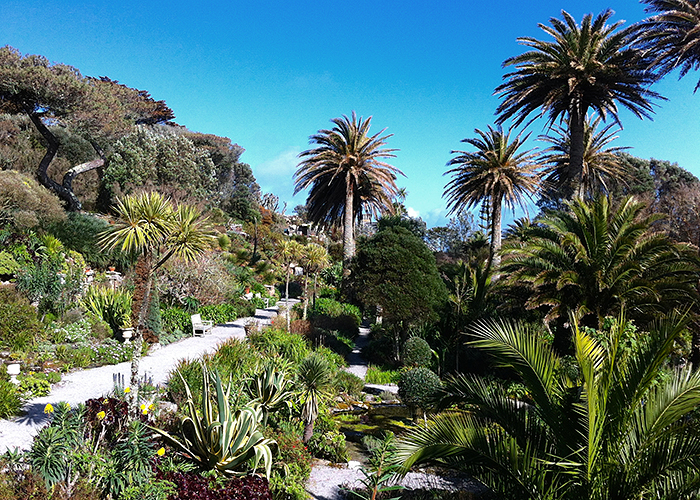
[121,327,134,343]
[6,363,20,385]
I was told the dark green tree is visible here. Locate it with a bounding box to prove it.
[349,226,447,361]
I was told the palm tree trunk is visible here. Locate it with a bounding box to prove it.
[302,274,309,321]
[488,196,503,269]
[285,267,291,331]
[302,419,314,443]
[343,175,355,270]
[569,106,585,199]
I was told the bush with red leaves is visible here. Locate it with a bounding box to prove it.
[155,470,272,500]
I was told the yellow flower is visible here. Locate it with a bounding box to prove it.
[140,404,146,410]
[66,403,70,410]
[148,404,155,411]
[43,404,54,414]
[103,398,109,404]
[142,408,148,415]
[124,387,131,393]
[157,447,165,456]
[97,411,106,420]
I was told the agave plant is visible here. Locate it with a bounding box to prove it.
[151,363,275,478]
[247,362,294,427]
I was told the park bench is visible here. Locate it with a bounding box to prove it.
[191,314,213,336]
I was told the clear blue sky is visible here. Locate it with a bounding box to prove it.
[3,0,699,227]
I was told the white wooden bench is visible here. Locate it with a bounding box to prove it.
[191,314,213,336]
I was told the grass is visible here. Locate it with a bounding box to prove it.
[365,365,401,385]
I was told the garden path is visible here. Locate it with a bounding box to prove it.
[0,302,289,454]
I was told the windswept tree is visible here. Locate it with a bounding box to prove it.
[638,0,700,91]
[539,116,630,204]
[294,112,403,267]
[496,10,660,201]
[99,192,213,398]
[444,125,540,268]
[0,46,174,210]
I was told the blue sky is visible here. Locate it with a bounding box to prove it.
[3,0,699,227]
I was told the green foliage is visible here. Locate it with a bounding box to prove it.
[15,253,83,317]
[48,212,128,268]
[0,170,66,232]
[0,379,23,418]
[265,423,312,500]
[345,432,402,500]
[80,286,132,335]
[151,363,276,478]
[108,420,155,498]
[101,127,217,207]
[248,328,311,365]
[398,368,442,412]
[299,354,334,443]
[146,288,162,337]
[247,363,295,426]
[18,372,51,398]
[350,227,447,360]
[198,301,249,325]
[402,336,433,368]
[0,287,44,351]
[308,297,361,336]
[160,306,190,336]
[307,428,348,462]
[0,251,19,275]
[333,370,365,397]
[54,317,92,343]
[94,338,134,364]
[365,365,401,385]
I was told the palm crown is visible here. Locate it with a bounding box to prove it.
[496,9,660,200]
[294,112,403,264]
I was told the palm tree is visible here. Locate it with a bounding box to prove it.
[444,125,540,268]
[496,9,660,201]
[538,116,630,204]
[638,0,700,91]
[294,112,403,267]
[395,314,700,499]
[300,243,330,320]
[501,196,700,349]
[99,192,213,397]
[276,238,304,330]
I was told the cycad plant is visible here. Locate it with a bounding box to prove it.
[151,363,275,478]
[395,313,700,499]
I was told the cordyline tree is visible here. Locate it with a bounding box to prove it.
[99,192,214,400]
[0,46,174,210]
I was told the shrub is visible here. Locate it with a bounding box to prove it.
[333,370,365,397]
[0,287,44,351]
[0,379,23,418]
[248,329,311,365]
[94,339,134,365]
[308,298,362,337]
[398,368,442,415]
[161,307,190,336]
[213,338,260,385]
[0,251,20,276]
[365,365,401,385]
[54,318,92,343]
[199,300,254,325]
[18,372,51,398]
[48,212,126,268]
[315,346,347,370]
[81,286,132,337]
[0,170,65,231]
[402,336,433,368]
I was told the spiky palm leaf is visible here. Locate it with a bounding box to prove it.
[395,313,700,499]
[638,0,700,91]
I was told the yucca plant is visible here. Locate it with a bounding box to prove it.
[151,363,275,478]
[298,354,333,443]
[247,362,294,427]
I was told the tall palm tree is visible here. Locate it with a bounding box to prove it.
[99,192,213,396]
[444,125,540,268]
[638,0,700,91]
[395,314,700,499]
[538,116,630,204]
[501,196,700,343]
[496,9,660,201]
[294,112,403,267]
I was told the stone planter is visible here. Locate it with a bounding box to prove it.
[6,363,20,385]
[121,327,134,343]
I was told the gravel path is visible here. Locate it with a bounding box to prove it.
[0,303,286,453]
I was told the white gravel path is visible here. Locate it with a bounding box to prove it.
[0,304,284,453]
